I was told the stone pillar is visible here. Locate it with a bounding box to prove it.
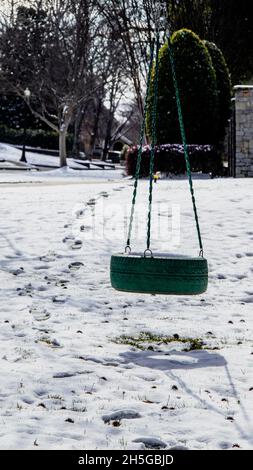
[234,85,253,177]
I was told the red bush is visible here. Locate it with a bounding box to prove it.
[126,144,222,177]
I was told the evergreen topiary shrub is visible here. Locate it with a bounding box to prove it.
[146,29,218,145]
[203,40,232,143]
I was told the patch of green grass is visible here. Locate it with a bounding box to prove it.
[48,394,64,401]
[113,332,204,352]
[37,336,61,348]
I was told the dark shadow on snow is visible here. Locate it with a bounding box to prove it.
[119,349,227,371]
[119,348,253,445]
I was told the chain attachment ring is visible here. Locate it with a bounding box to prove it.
[144,249,153,258]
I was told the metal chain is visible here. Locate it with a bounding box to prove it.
[126,9,204,258]
[126,38,155,250]
[168,38,204,256]
[146,32,160,251]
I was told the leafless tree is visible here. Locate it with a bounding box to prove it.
[96,0,165,116]
[77,13,131,159]
[0,0,108,166]
[0,0,160,164]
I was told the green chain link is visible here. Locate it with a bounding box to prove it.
[146,33,160,251]
[168,38,204,256]
[126,38,155,249]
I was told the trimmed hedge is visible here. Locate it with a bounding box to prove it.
[0,125,73,150]
[203,40,232,142]
[126,144,222,177]
[146,29,218,145]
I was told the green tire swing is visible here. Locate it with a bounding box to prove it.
[110,19,208,296]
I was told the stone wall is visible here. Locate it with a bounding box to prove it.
[234,85,253,177]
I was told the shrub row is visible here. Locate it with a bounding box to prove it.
[126,144,222,177]
[0,124,73,150]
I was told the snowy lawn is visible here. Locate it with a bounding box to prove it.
[0,142,123,182]
[0,171,253,450]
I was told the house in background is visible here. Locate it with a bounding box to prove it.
[78,100,140,160]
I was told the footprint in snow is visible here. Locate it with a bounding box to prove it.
[217,274,226,280]
[52,295,67,304]
[62,235,75,243]
[53,370,92,378]
[21,395,35,405]
[234,274,247,280]
[113,187,124,192]
[80,225,91,232]
[45,276,70,288]
[34,265,50,271]
[240,297,253,304]
[102,410,141,423]
[44,276,70,290]
[87,199,96,206]
[68,261,84,271]
[39,252,59,262]
[55,279,70,289]
[133,437,167,449]
[44,275,59,284]
[75,209,85,218]
[18,283,49,296]
[71,240,83,250]
[32,326,54,335]
[37,285,49,292]
[29,305,51,321]
[10,267,25,276]
[34,387,49,397]
[17,284,34,297]
[53,371,79,378]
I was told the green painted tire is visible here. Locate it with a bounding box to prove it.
[110,253,208,295]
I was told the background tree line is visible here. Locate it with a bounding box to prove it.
[167,0,253,85]
[0,0,252,166]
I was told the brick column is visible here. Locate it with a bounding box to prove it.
[234,85,253,177]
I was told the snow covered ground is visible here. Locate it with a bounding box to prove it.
[0,143,124,182]
[0,162,253,450]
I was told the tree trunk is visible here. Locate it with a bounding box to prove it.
[102,134,110,161]
[90,98,103,157]
[102,80,115,161]
[72,105,85,157]
[59,130,67,167]
[72,120,81,158]
[102,115,113,162]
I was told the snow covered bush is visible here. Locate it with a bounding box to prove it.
[126,144,222,177]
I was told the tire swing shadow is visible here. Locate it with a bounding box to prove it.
[119,348,227,371]
[119,348,253,445]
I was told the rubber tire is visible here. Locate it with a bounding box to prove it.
[110,253,208,295]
